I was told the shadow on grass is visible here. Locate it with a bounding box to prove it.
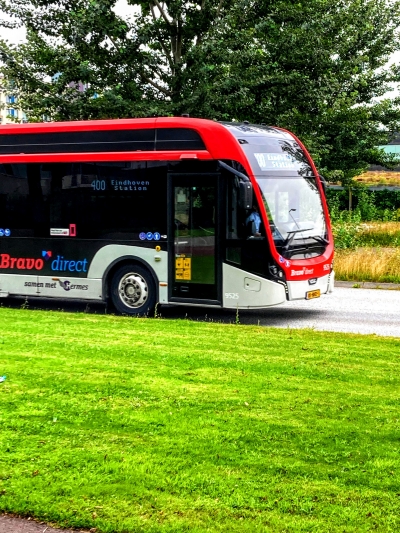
[0,294,325,327]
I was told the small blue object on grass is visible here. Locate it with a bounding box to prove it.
[0,376,6,382]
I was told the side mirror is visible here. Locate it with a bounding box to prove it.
[239,181,253,209]
[319,174,327,196]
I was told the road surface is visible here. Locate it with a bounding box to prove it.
[1,285,399,337]
[160,286,400,337]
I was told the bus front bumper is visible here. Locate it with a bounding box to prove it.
[286,271,334,301]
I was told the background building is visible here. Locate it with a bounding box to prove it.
[368,134,400,172]
[0,75,26,124]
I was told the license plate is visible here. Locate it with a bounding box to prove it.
[306,289,320,300]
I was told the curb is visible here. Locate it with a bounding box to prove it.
[335,281,400,290]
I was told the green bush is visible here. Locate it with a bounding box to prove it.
[326,186,400,221]
[356,189,377,220]
[331,211,362,249]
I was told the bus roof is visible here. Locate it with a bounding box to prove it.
[220,122,293,140]
[0,117,292,168]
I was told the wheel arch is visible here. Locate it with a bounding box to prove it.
[103,255,159,303]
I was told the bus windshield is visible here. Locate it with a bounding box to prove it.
[241,140,328,259]
[256,176,327,258]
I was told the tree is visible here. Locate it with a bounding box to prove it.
[1,0,400,181]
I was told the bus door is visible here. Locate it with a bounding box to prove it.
[168,173,221,304]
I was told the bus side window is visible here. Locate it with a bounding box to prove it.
[0,164,28,235]
[226,177,244,240]
[27,163,49,237]
[49,163,74,229]
[0,163,50,237]
[226,176,245,265]
[47,161,168,239]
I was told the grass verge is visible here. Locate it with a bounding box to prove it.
[333,222,400,282]
[0,308,400,532]
[355,171,400,186]
[357,222,400,248]
[334,247,400,283]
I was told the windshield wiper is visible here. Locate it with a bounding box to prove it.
[308,235,329,245]
[282,227,313,251]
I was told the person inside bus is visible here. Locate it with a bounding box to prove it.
[246,205,262,238]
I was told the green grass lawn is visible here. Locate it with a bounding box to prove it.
[0,307,399,532]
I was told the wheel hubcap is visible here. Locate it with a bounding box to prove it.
[118,273,148,309]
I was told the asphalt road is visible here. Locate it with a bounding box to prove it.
[160,286,400,337]
[1,285,399,337]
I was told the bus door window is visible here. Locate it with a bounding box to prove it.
[171,173,218,301]
[174,184,216,285]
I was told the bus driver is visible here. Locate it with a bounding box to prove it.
[246,205,262,237]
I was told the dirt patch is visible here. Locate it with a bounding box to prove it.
[0,515,90,533]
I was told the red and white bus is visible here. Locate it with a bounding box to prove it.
[0,117,334,315]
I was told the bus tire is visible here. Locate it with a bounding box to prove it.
[110,264,156,316]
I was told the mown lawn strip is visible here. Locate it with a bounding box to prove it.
[0,308,399,532]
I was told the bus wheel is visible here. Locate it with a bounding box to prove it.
[110,264,156,316]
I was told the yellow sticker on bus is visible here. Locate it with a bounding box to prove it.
[175,256,191,281]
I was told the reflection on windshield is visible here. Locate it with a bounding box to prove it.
[242,139,313,177]
[257,177,327,259]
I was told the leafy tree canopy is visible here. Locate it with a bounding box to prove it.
[1,0,400,182]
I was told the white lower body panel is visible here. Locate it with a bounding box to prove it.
[88,245,169,304]
[0,273,103,300]
[0,244,169,304]
[222,263,286,309]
